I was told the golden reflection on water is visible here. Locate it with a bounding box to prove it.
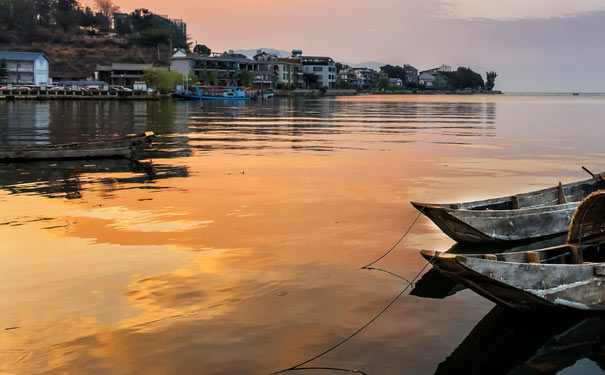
[1,95,605,374]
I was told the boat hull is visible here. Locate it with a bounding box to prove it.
[0,132,153,161]
[422,250,605,311]
[412,201,578,243]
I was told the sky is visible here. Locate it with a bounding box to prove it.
[82,0,605,92]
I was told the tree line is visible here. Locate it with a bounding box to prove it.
[379,64,498,90]
[0,0,188,50]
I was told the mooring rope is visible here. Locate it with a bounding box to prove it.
[361,209,424,269]
[269,209,428,375]
[269,262,431,375]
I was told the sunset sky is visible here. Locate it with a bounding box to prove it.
[83,0,605,92]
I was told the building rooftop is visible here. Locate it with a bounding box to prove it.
[0,51,49,62]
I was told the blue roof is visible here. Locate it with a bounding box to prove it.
[0,51,49,62]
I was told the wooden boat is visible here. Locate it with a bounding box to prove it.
[420,190,605,311]
[0,132,154,161]
[411,169,605,243]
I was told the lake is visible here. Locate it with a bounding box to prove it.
[1,94,604,374]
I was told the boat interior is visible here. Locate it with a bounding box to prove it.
[467,243,605,265]
[458,178,605,210]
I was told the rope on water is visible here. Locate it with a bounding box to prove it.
[268,208,428,375]
[269,261,431,375]
[361,208,424,269]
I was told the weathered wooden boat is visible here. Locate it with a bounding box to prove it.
[0,132,154,161]
[420,190,605,311]
[411,169,605,243]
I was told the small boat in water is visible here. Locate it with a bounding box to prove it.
[421,190,605,310]
[0,132,154,161]
[411,168,605,243]
[177,85,251,100]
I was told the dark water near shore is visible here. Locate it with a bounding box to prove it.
[1,95,604,374]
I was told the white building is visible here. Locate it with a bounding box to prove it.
[296,50,337,89]
[388,78,403,86]
[0,51,50,85]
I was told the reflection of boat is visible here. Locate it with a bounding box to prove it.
[421,191,605,310]
[177,85,250,100]
[411,170,605,243]
[0,158,189,199]
[435,305,605,375]
[0,132,154,161]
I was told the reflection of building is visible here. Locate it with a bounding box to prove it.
[95,63,153,87]
[0,51,50,85]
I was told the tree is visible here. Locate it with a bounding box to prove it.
[0,0,36,31]
[54,0,79,29]
[303,72,319,89]
[33,0,55,25]
[379,76,389,90]
[207,71,218,85]
[485,71,497,91]
[444,67,484,90]
[239,69,253,87]
[0,59,8,84]
[94,0,119,19]
[193,44,211,56]
[142,67,182,94]
[380,64,406,80]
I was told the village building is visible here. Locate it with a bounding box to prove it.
[253,51,304,89]
[338,67,379,88]
[296,50,337,89]
[0,51,50,85]
[418,71,449,89]
[95,63,153,87]
[403,64,419,84]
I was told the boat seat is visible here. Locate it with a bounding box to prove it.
[569,245,584,264]
[525,251,540,263]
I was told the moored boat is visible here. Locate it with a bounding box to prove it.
[411,169,605,243]
[420,190,605,311]
[177,85,251,100]
[0,131,154,161]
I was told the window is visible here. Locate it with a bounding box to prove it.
[313,67,323,72]
[283,73,287,80]
[305,66,310,72]
[317,75,323,81]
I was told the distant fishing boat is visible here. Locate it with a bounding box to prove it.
[177,85,251,100]
[411,167,605,243]
[421,190,605,311]
[0,132,154,161]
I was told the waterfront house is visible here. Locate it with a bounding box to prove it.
[339,67,379,89]
[171,49,252,87]
[253,51,304,89]
[419,71,449,89]
[0,51,50,85]
[418,72,435,88]
[95,63,153,87]
[403,64,418,84]
[295,50,337,89]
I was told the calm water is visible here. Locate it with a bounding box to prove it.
[1,95,604,374]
